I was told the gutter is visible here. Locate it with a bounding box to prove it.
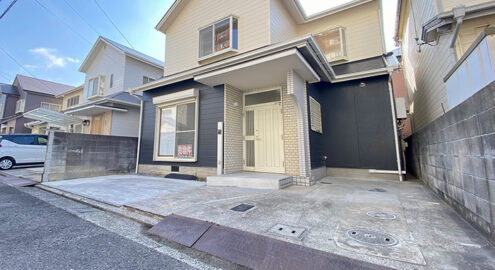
[129,92,144,174]
[422,2,495,42]
[449,5,466,63]
[128,35,337,94]
[387,74,404,181]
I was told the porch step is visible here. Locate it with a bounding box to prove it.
[207,172,292,190]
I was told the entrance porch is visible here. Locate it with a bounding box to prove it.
[196,49,320,187]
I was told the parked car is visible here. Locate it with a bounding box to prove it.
[0,134,48,170]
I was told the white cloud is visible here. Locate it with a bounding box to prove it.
[66,57,80,63]
[28,48,79,68]
[24,64,39,69]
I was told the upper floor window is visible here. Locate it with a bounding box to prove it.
[314,27,347,62]
[143,76,155,85]
[15,99,25,114]
[40,102,61,112]
[88,76,105,98]
[66,96,80,108]
[198,16,238,60]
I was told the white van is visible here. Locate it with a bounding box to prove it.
[0,134,48,170]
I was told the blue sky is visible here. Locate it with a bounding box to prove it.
[0,0,397,87]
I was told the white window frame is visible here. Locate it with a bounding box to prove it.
[40,102,61,112]
[198,16,238,61]
[143,76,155,85]
[66,96,79,108]
[153,89,199,162]
[314,26,347,62]
[309,96,323,133]
[15,99,25,114]
[87,76,105,99]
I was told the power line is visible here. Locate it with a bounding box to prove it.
[0,46,67,94]
[93,0,135,49]
[33,0,93,45]
[0,46,37,78]
[62,0,101,36]
[0,0,17,20]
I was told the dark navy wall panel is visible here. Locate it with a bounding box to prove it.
[307,75,397,170]
[139,79,224,167]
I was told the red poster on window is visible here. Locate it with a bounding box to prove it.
[177,144,193,157]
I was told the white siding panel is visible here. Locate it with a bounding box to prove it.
[123,56,163,91]
[83,44,125,102]
[110,107,140,137]
[401,0,454,131]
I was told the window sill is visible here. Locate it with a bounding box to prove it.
[153,156,197,162]
[198,48,237,62]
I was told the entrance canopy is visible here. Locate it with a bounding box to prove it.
[194,49,320,90]
[64,104,128,116]
[24,108,83,126]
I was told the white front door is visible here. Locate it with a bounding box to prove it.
[244,97,285,173]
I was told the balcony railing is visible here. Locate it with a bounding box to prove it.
[444,26,495,109]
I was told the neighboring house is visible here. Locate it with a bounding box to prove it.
[25,36,164,137]
[389,48,412,139]
[129,0,403,183]
[395,0,495,132]
[0,75,73,134]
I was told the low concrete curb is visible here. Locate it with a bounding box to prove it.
[36,184,161,227]
[149,214,393,270]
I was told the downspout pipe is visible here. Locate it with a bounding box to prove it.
[130,92,144,174]
[449,5,466,60]
[387,73,404,181]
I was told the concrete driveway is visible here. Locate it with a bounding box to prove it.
[40,175,495,269]
[43,175,204,206]
[2,166,44,182]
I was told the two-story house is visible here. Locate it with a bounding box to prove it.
[25,36,164,137]
[395,0,495,132]
[0,75,73,134]
[129,0,403,185]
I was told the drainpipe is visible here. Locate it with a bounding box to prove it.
[449,5,466,62]
[130,92,143,174]
[387,73,404,182]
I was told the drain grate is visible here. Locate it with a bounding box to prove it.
[230,204,254,212]
[368,188,387,192]
[345,228,398,246]
[269,224,306,239]
[366,211,397,220]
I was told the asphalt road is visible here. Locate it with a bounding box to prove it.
[0,182,195,270]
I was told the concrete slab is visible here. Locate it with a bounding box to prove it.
[148,214,213,247]
[41,173,495,269]
[0,176,37,187]
[2,166,44,182]
[207,172,292,189]
[42,175,204,207]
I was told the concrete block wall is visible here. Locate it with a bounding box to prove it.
[409,81,495,243]
[43,132,138,181]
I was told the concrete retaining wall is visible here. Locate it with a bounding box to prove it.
[409,82,495,243]
[43,132,138,181]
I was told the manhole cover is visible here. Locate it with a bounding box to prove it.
[230,203,254,212]
[366,211,397,220]
[269,224,306,239]
[345,228,398,246]
[368,188,387,192]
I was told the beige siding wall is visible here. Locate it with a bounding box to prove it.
[269,0,298,44]
[61,88,83,111]
[401,0,454,132]
[163,0,271,76]
[441,0,492,12]
[456,16,495,57]
[293,0,385,62]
